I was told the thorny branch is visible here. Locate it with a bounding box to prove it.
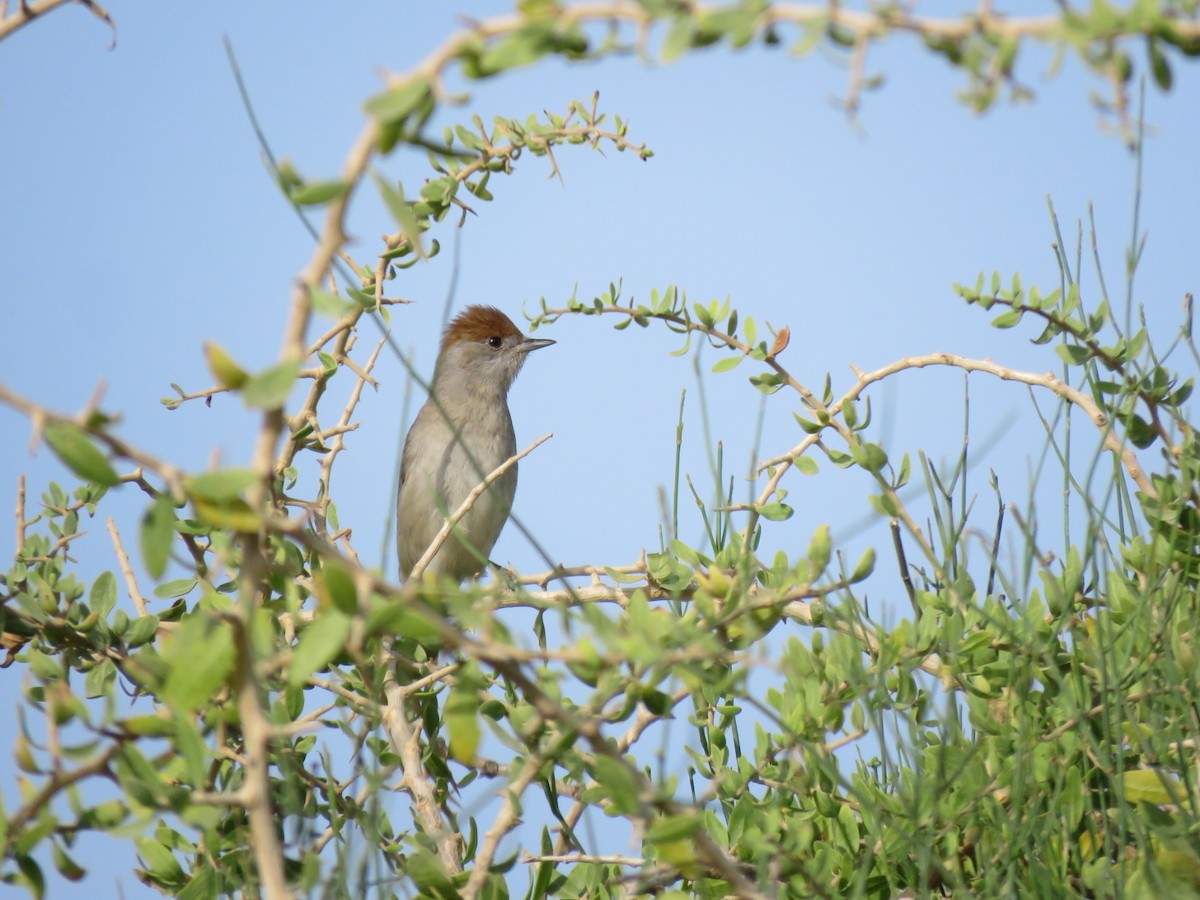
[537,302,1159,590]
[0,0,113,43]
[383,659,463,874]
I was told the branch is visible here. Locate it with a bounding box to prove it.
[482,657,769,899]
[0,382,188,499]
[106,516,147,617]
[14,473,26,555]
[461,744,547,899]
[523,853,645,866]
[0,0,113,44]
[406,433,553,580]
[230,554,290,899]
[382,659,462,874]
[4,743,120,842]
[846,353,1156,499]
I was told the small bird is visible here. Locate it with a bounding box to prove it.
[397,305,554,582]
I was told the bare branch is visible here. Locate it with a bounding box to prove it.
[231,553,290,899]
[106,516,147,617]
[0,0,113,44]
[462,746,546,899]
[407,433,553,580]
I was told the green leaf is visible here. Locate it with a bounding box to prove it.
[827,449,854,468]
[153,578,197,600]
[242,359,301,410]
[310,284,355,318]
[84,659,117,699]
[794,413,822,434]
[135,837,185,887]
[641,687,671,715]
[645,812,702,844]
[603,566,645,584]
[851,547,876,582]
[51,843,85,882]
[116,744,169,808]
[203,341,248,389]
[174,715,209,787]
[125,614,159,647]
[185,469,256,501]
[89,571,117,618]
[711,354,743,374]
[162,616,234,711]
[288,612,352,688]
[1125,414,1157,449]
[1148,38,1172,90]
[478,28,550,74]
[14,854,45,898]
[757,502,794,521]
[122,715,175,737]
[364,80,431,123]
[406,847,455,895]
[749,372,784,394]
[851,441,889,474]
[43,422,120,487]
[366,602,442,648]
[807,524,832,578]
[531,828,555,900]
[316,561,357,616]
[140,494,176,580]
[446,661,483,764]
[796,456,819,475]
[1055,344,1091,366]
[419,175,456,204]
[991,309,1024,328]
[868,492,899,517]
[739,316,758,345]
[290,180,349,206]
[662,16,693,61]
[1123,769,1178,805]
[588,756,641,815]
[375,176,426,261]
[316,352,337,377]
[177,868,218,900]
[191,498,261,533]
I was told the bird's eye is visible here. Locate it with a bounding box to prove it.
[486,336,503,349]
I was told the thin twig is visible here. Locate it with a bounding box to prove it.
[891,519,917,613]
[0,382,188,499]
[987,499,1006,599]
[106,516,147,617]
[407,433,553,580]
[522,853,645,866]
[4,744,120,839]
[462,748,547,899]
[14,473,26,554]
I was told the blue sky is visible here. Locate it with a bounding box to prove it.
[2,1,1199,893]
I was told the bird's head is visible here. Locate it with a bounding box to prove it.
[434,305,555,394]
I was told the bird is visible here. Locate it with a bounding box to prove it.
[396,305,554,582]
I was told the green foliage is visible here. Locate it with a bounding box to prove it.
[5,1,1200,897]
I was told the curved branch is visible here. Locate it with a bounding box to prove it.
[0,0,113,44]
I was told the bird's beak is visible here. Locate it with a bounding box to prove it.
[520,337,555,353]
